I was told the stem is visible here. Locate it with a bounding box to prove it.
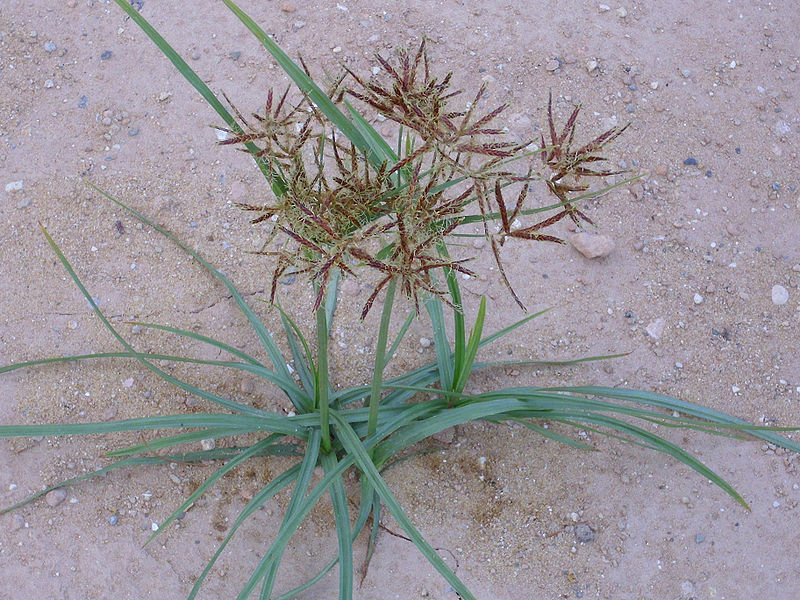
[316,303,332,453]
[366,277,397,454]
[438,241,464,396]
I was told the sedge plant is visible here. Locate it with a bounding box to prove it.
[2,1,799,599]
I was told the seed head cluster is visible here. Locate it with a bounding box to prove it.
[217,41,629,316]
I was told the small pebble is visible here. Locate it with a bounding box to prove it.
[281,3,296,12]
[78,95,88,109]
[586,59,598,73]
[683,157,698,166]
[419,337,432,349]
[695,533,706,544]
[100,50,113,60]
[576,523,595,543]
[569,232,615,259]
[229,51,241,61]
[645,318,666,339]
[45,488,68,507]
[598,3,610,11]
[201,438,216,451]
[128,127,139,136]
[545,58,561,72]
[616,6,627,17]
[44,41,57,53]
[101,405,117,421]
[693,293,703,305]
[771,285,789,305]
[5,180,23,192]
[10,514,25,531]
[108,515,118,525]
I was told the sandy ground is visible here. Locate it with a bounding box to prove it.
[1,1,799,599]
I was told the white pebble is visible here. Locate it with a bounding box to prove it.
[771,285,789,305]
[5,180,23,192]
[693,293,703,305]
[419,337,432,348]
[201,438,216,451]
[645,318,666,339]
[731,385,740,393]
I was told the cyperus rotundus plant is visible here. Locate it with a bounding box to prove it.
[1,2,798,599]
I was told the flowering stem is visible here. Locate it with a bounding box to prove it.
[316,303,332,453]
[366,277,397,456]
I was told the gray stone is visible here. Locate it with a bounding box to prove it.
[45,488,68,507]
[576,522,595,542]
